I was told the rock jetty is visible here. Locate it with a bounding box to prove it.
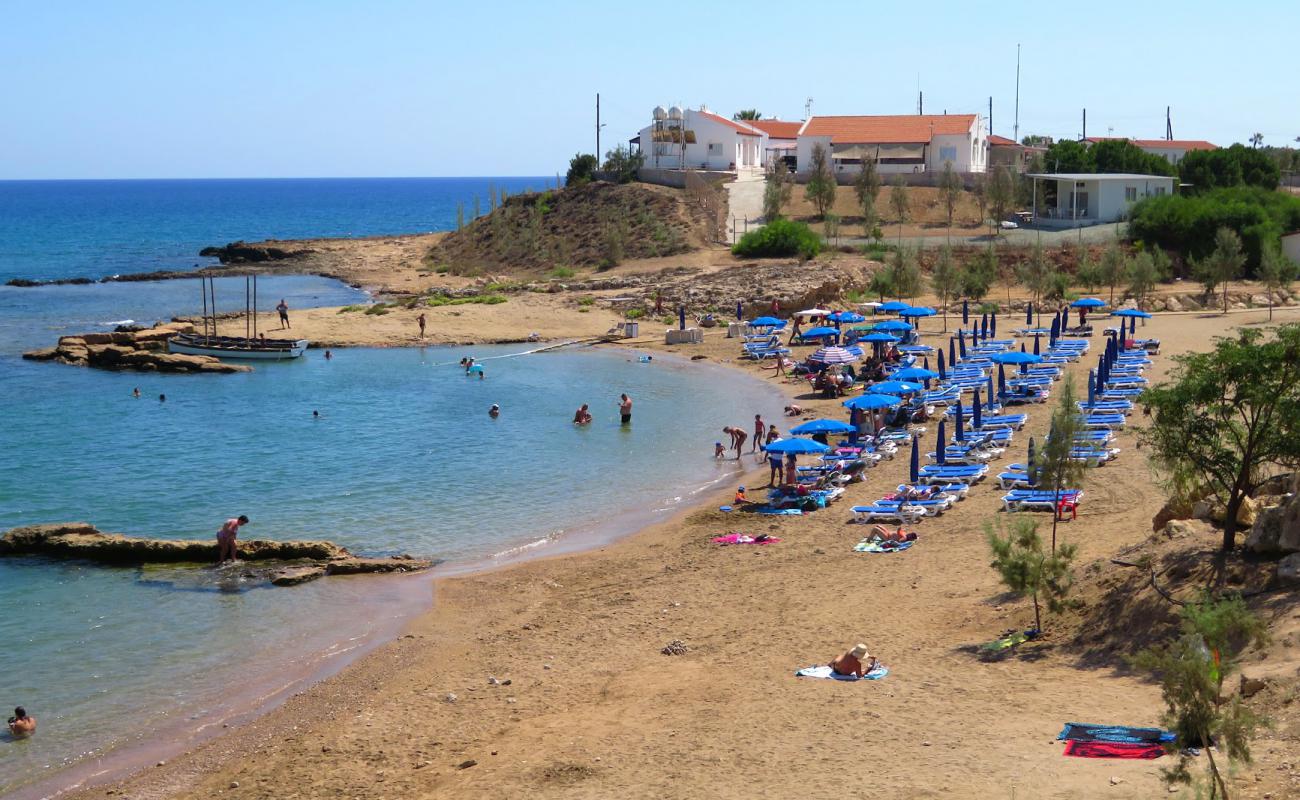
[21,322,251,374]
[0,523,433,587]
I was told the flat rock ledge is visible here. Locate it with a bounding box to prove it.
[0,523,432,587]
[22,322,250,373]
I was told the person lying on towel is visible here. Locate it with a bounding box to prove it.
[829,643,879,678]
[869,525,917,543]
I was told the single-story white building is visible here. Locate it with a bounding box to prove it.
[637,105,766,172]
[1282,231,1300,265]
[1027,173,1176,227]
[795,113,989,180]
[1085,137,1217,165]
[748,119,801,168]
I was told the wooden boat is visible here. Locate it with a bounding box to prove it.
[168,273,309,360]
[169,332,308,360]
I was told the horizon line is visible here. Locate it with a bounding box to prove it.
[0,175,558,183]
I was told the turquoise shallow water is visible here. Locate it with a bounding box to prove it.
[0,289,784,795]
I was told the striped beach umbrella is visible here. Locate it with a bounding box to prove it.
[808,346,857,365]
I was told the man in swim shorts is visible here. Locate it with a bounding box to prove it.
[752,414,765,453]
[8,707,35,737]
[619,393,632,425]
[217,515,248,564]
[722,426,747,459]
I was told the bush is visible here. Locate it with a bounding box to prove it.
[601,146,644,184]
[1129,187,1300,276]
[423,294,508,307]
[731,219,822,260]
[566,153,598,186]
[549,266,575,279]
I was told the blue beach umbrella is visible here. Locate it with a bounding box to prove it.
[750,316,783,327]
[936,418,947,464]
[947,337,956,365]
[872,320,913,333]
[954,400,965,442]
[791,418,856,436]
[828,311,866,324]
[910,434,920,483]
[900,306,937,319]
[873,380,924,395]
[1071,297,1107,308]
[764,438,832,455]
[880,300,911,313]
[679,306,687,330]
[736,301,743,321]
[843,393,902,411]
[962,299,970,325]
[957,331,967,359]
[937,348,947,379]
[991,351,1042,365]
[973,387,983,429]
[986,375,996,408]
[1050,316,1060,346]
[860,332,900,343]
[893,367,939,381]
[1025,302,1033,326]
[1027,437,1037,487]
[991,312,998,338]
[1113,308,1152,319]
[998,363,1007,395]
[803,326,839,339]
[1088,369,1096,405]
[1033,334,1041,355]
[980,314,989,339]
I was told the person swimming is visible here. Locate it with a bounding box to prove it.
[489,404,500,418]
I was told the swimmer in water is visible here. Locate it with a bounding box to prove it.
[573,404,592,425]
[489,404,500,418]
[132,387,140,398]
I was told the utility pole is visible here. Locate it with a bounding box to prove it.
[1082,108,1087,140]
[595,93,603,161]
[1013,43,1021,144]
[1166,106,1173,140]
[989,96,993,137]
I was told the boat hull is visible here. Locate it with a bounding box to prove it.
[169,334,308,360]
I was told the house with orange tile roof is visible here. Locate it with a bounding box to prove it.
[794,113,989,180]
[636,104,766,172]
[748,119,801,167]
[1084,137,1217,165]
[989,133,1048,172]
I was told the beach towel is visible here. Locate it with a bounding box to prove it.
[712,534,781,545]
[1058,723,1175,745]
[795,664,889,681]
[754,506,804,515]
[853,539,914,553]
[978,629,1039,654]
[1062,740,1165,759]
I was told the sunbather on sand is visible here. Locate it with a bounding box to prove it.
[829,644,879,678]
[870,525,917,543]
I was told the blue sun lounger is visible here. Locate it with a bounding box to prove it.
[973,413,1028,430]
[918,464,988,484]
[1078,400,1133,414]
[1001,489,1082,512]
[896,482,970,500]
[1077,413,1126,429]
[851,504,926,524]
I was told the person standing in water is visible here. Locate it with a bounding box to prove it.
[752,414,766,453]
[573,404,592,425]
[132,387,141,398]
[618,393,632,425]
[489,404,500,418]
[216,515,248,564]
[8,707,35,737]
[276,299,290,329]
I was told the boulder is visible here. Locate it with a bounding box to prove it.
[1197,495,1257,527]
[21,347,59,361]
[1161,519,1198,538]
[1178,294,1202,311]
[57,336,86,347]
[1153,495,1198,532]
[325,556,433,575]
[1246,493,1300,554]
[1239,675,1269,698]
[86,344,136,365]
[80,332,114,345]
[1251,294,1272,307]
[271,566,327,587]
[131,327,177,343]
[0,523,351,563]
[1279,553,1300,584]
[1164,296,1183,312]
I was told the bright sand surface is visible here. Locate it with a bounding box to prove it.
[55,302,1300,800]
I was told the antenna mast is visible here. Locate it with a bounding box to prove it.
[1013,43,1021,143]
[1166,106,1173,140]
[804,97,813,119]
[595,93,603,159]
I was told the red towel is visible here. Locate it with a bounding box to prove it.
[1063,740,1164,759]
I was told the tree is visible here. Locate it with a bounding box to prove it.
[602,145,644,184]
[1089,139,1176,177]
[1075,245,1102,292]
[1179,145,1281,192]
[1031,375,1087,554]
[805,143,837,219]
[1016,241,1053,308]
[1043,139,1092,173]
[938,161,961,242]
[867,267,895,302]
[986,517,1078,634]
[1250,132,1264,149]
[961,244,998,302]
[823,212,841,247]
[987,165,1015,234]
[970,172,988,230]
[1140,324,1300,551]
[889,176,910,247]
[1131,595,1268,799]
[566,153,598,186]
[889,245,922,301]
[762,161,793,221]
[1256,241,1300,320]
[1197,227,1247,313]
[1126,251,1160,309]
[853,156,882,239]
[1099,242,1126,305]
[931,245,961,332]
[733,109,761,121]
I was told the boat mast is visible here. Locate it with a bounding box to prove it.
[200,273,210,344]
[208,275,218,342]
[252,274,258,338]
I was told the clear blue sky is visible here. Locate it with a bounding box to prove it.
[2,0,1296,179]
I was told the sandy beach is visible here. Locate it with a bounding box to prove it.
[52,293,1300,800]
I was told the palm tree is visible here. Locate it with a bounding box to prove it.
[1250,132,1264,149]
[733,109,761,121]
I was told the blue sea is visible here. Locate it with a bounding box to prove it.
[0,179,783,796]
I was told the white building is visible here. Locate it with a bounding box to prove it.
[637,105,766,172]
[1085,137,1217,165]
[748,119,801,168]
[794,113,989,180]
[1027,173,1176,227]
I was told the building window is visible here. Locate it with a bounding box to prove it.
[1125,186,1138,202]
[939,146,957,163]
[707,143,723,155]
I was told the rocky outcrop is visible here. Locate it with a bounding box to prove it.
[22,322,251,374]
[1245,493,1300,555]
[199,241,313,264]
[0,523,433,586]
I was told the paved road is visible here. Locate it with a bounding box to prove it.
[724,172,766,236]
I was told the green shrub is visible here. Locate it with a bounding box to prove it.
[423,294,508,307]
[550,266,576,279]
[731,218,822,260]
[625,308,644,319]
[337,305,366,314]
[576,296,595,306]
[364,303,392,316]
[1129,187,1300,276]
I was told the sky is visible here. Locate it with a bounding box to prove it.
[2,0,1297,179]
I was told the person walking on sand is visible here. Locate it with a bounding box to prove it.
[216,515,249,564]
[618,393,632,425]
[276,299,290,329]
[752,414,766,453]
[416,312,427,339]
[722,426,747,459]
[8,707,35,737]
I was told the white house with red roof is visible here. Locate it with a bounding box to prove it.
[637,105,766,172]
[748,119,801,167]
[1085,137,1217,165]
[794,113,989,179]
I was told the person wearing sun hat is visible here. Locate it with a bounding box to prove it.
[734,485,749,504]
[829,643,878,678]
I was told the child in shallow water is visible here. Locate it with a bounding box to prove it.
[714,442,726,459]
